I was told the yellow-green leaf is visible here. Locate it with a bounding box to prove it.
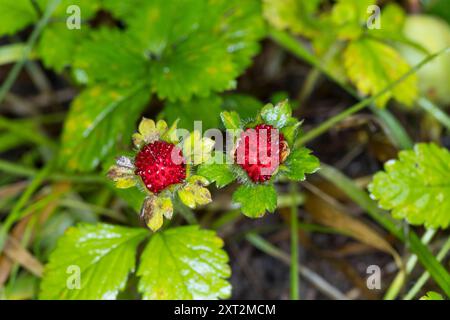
[137,226,231,299]
[343,37,418,108]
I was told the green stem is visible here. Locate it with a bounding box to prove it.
[0,0,61,104]
[318,164,450,297]
[290,183,299,300]
[404,236,450,300]
[417,97,450,131]
[0,161,54,252]
[384,228,436,300]
[369,106,413,149]
[0,159,106,183]
[0,43,35,66]
[295,48,447,146]
[0,116,57,150]
[246,233,348,300]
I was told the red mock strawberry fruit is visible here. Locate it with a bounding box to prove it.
[134,140,186,193]
[235,124,288,183]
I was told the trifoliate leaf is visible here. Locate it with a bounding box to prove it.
[0,0,37,36]
[262,0,323,37]
[39,223,147,299]
[141,195,173,232]
[283,147,320,181]
[73,28,149,86]
[150,34,237,102]
[260,100,293,128]
[197,153,235,188]
[59,84,150,172]
[178,176,212,209]
[233,184,277,218]
[420,291,444,300]
[37,24,90,72]
[220,111,242,131]
[369,143,450,229]
[205,0,266,73]
[137,225,231,299]
[129,0,206,56]
[343,37,418,108]
[163,95,223,131]
[129,0,264,101]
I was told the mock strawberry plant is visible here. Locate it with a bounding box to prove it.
[108,118,214,231]
[2,0,450,302]
[199,100,320,217]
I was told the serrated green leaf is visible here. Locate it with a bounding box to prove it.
[39,223,147,299]
[205,0,265,73]
[137,225,231,299]
[420,291,444,300]
[260,100,293,128]
[37,0,100,20]
[283,147,320,181]
[73,28,149,86]
[344,37,418,108]
[150,34,237,101]
[163,95,223,131]
[129,0,264,101]
[197,153,235,188]
[233,184,277,218]
[369,143,450,229]
[220,111,241,131]
[100,0,146,21]
[0,0,37,36]
[37,24,90,72]
[59,84,150,172]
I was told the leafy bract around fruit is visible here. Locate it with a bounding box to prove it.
[369,143,450,229]
[199,100,320,218]
[263,0,419,108]
[108,118,214,232]
[39,224,231,300]
[138,226,231,300]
